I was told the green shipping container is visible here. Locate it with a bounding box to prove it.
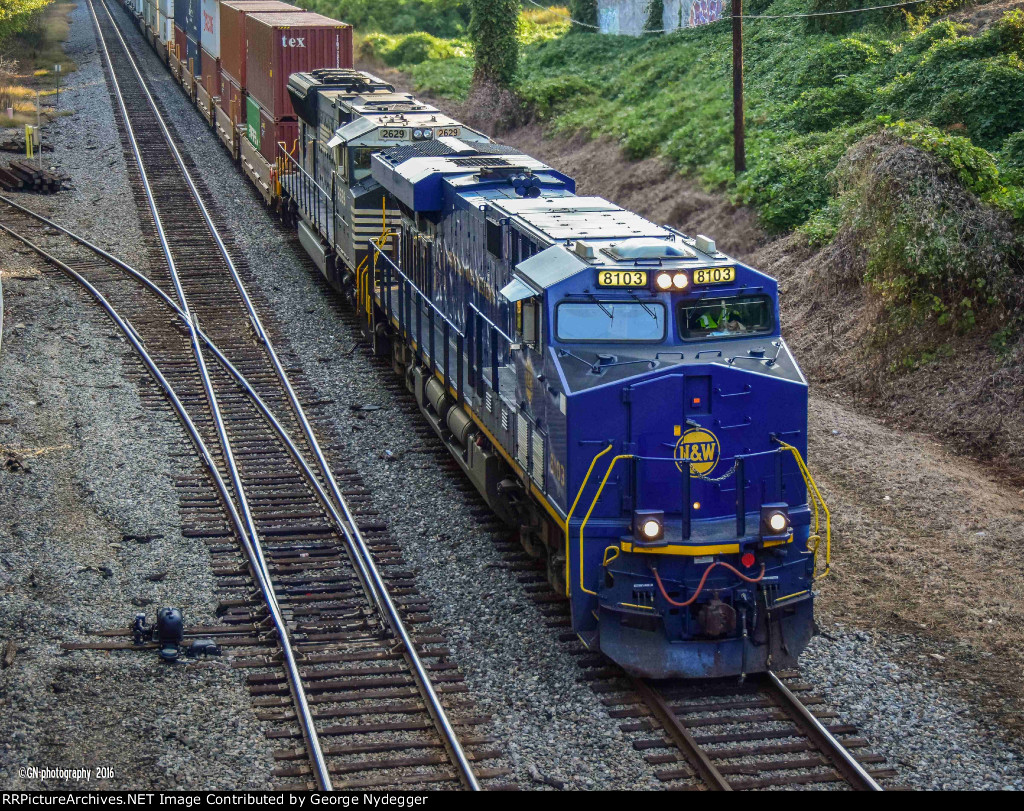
[246,95,261,149]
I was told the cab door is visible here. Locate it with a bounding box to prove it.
[625,374,685,514]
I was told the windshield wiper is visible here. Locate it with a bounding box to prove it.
[581,292,614,320]
[628,290,658,321]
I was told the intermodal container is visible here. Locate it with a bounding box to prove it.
[159,0,173,18]
[160,13,174,44]
[186,35,202,77]
[244,12,353,120]
[175,0,200,42]
[220,71,245,124]
[174,24,186,56]
[246,98,298,164]
[201,48,220,98]
[200,0,220,57]
[219,1,296,90]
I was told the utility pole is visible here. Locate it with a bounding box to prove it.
[732,0,746,174]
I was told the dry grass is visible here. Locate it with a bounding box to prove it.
[521,5,571,26]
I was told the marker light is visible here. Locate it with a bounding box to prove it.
[672,273,689,289]
[741,552,756,568]
[655,272,673,290]
[768,512,788,533]
[642,519,661,539]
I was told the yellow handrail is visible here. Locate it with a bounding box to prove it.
[563,444,613,596]
[578,454,633,596]
[776,441,831,580]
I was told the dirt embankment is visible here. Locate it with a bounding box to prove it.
[362,60,1024,732]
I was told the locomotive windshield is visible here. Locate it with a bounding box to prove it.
[556,301,666,342]
[678,295,774,340]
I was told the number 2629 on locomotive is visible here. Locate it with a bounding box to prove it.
[368,143,831,680]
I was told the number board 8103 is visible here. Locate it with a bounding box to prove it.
[597,270,648,288]
[693,267,736,285]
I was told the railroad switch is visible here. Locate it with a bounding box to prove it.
[132,607,221,662]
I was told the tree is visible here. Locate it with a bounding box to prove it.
[568,0,597,32]
[468,0,519,86]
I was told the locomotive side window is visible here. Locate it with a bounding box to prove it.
[556,301,666,343]
[678,295,773,340]
[349,147,375,180]
[486,219,503,259]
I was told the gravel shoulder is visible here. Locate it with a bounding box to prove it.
[0,1,274,789]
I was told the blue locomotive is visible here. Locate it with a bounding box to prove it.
[278,73,830,680]
[360,138,828,678]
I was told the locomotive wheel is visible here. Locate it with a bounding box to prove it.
[518,526,545,560]
[546,546,567,596]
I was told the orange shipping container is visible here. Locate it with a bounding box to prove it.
[219,0,296,90]
[244,11,353,120]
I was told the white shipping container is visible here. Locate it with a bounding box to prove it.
[135,0,144,16]
[160,0,174,20]
[159,11,174,44]
[201,0,220,59]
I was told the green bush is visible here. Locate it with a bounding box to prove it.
[883,119,1003,198]
[800,38,881,86]
[1001,131,1024,170]
[737,127,866,233]
[519,75,596,119]
[788,81,872,133]
[361,31,469,66]
[298,0,471,37]
[0,0,51,45]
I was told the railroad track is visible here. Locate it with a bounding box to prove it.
[0,0,510,789]
[599,671,892,790]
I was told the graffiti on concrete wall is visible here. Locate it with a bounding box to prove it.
[597,0,724,34]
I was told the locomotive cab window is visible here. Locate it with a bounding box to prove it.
[556,301,666,343]
[678,295,774,341]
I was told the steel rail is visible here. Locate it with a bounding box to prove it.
[98,0,481,789]
[632,678,732,791]
[86,0,333,788]
[0,222,327,784]
[764,670,884,791]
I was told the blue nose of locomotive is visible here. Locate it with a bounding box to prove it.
[565,354,817,679]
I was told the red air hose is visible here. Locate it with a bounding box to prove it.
[651,561,766,608]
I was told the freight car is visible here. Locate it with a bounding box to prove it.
[118,0,831,680]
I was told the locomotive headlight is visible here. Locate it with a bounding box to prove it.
[633,509,665,544]
[422,129,433,139]
[413,128,423,139]
[760,503,790,537]
[655,272,673,291]
[672,272,689,290]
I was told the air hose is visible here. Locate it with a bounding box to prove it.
[651,560,766,608]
